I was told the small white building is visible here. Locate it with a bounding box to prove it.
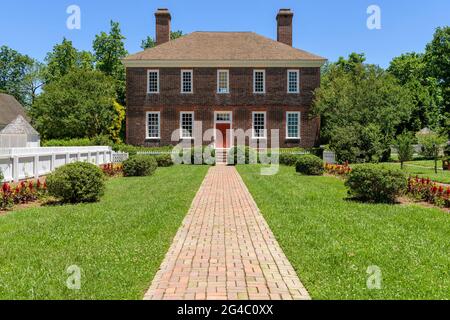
[0,93,40,148]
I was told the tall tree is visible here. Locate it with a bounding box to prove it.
[23,60,46,106]
[140,30,184,49]
[93,21,128,104]
[0,45,34,105]
[30,69,119,140]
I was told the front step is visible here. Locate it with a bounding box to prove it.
[215,148,229,165]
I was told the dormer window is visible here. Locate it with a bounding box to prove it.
[253,70,266,94]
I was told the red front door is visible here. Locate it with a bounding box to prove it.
[216,123,231,148]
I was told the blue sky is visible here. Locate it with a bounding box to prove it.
[0,0,449,67]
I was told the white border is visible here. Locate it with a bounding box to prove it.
[147,70,160,94]
[145,111,161,139]
[286,112,301,140]
[287,70,300,94]
[180,111,195,140]
[181,69,193,94]
[253,70,266,94]
[217,70,230,94]
[252,111,267,140]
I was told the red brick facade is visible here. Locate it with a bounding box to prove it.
[125,67,321,148]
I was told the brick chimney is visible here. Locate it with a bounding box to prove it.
[155,8,171,46]
[276,9,293,46]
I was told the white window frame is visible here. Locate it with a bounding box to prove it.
[181,69,193,94]
[180,111,195,140]
[253,70,266,94]
[217,69,230,94]
[252,111,267,140]
[146,111,161,140]
[147,70,160,94]
[286,112,301,140]
[287,70,300,94]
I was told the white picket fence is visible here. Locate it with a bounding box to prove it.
[0,146,113,182]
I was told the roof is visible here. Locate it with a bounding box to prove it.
[0,115,39,136]
[123,32,326,67]
[0,93,28,130]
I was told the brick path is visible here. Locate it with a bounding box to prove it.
[144,165,310,300]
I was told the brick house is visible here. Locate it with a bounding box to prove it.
[123,8,326,150]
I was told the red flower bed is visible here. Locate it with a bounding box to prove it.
[100,163,123,177]
[408,176,450,208]
[1,179,48,211]
[325,162,352,177]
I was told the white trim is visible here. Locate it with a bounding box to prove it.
[145,111,161,140]
[286,112,301,140]
[253,69,266,94]
[217,69,230,94]
[147,70,159,94]
[252,111,267,140]
[287,69,300,94]
[180,111,195,140]
[213,111,233,149]
[123,59,327,68]
[181,69,193,94]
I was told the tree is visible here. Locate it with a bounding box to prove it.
[23,60,46,106]
[313,53,413,163]
[45,38,94,83]
[0,45,34,105]
[30,69,119,140]
[140,30,184,49]
[416,130,447,173]
[394,132,415,169]
[93,21,128,105]
[109,101,125,143]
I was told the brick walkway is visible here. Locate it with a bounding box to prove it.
[144,165,310,300]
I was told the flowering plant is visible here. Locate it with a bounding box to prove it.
[1,179,48,211]
[408,176,450,208]
[325,162,352,177]
[100,163,123,177]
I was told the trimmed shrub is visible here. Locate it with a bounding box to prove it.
[123,156,157,177]
[227,146,257,165]
[155,154,173,167]
[295,155,324,175]
[46,162,105,203]
[280,153,301,166]
[345,164,407,203]
[176,147,216,165]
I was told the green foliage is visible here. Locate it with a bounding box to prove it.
[93,21,128,105]
[123,156,157,177]
[154,154,173,167]
[109,101,125,143]
[30,69,118,140]
[178,146,216,165]
[227,146,257,165]
[47,162,105,203]
[345,164,407,203]
[0,169,3,182]
[416,130,447,159]
[279,153,302,166]
[295,155,324,176]
[140,31,184,49]
[314,53,413,163]
[0,45,34,106]
[394,132,415,168]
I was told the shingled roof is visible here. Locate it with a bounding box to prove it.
[123,32,326,67]
[0,93,28,131]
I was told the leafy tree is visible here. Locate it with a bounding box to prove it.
[45,38,93,83]
[93,21,128,105]
[313,53,413,163]
[109,101,125,143]
[0,45,34,105]
[23,60,46,106]
[140,30,184,49]
[416,130,447,173]
[388,53,443,132]
[30,69,119,140]
[394,132,415,169]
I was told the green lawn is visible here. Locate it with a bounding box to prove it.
[237,165,449,300]
[381,161,450,184]
[0,166,209,300]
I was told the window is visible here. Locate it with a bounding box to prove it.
[147,70,159,94]
[181,70,193,93]
[287,70,299,93]
[286,112,301,139]
[216,113,231,122]
[180,112,194,139]
[217,70,229,93]
[253,70,266,94]
[252,112,266,139]
[146,112,160,139]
